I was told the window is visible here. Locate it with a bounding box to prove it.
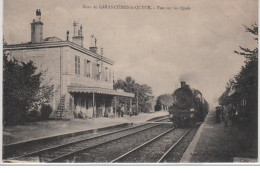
[97,64,101,80]
[91,62,95,79]
[84,59,91,77]
[75,56,80,75]
[109,69,112,83]
[105,67,108,82]
[101,67,105,81]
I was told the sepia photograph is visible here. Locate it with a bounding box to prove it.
[1,0,258,164]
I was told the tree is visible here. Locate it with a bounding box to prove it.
[155,94,174,111]
[3,55,54,125]
[218,89,230,106]
[234,23,258,123]
[136,84,153,113]
[219,22,258,125]
[114,76,154,113]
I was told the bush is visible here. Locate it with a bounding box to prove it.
[4,101,26,125]
[3,55,54,126]
[41,104,53,120]
[27,110,41,122]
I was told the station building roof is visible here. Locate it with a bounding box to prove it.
[3,38,115,65]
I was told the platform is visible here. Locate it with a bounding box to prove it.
[181,109,258,163]
[3,111,168,145]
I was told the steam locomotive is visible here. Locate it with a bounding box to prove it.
[169,82,209,127]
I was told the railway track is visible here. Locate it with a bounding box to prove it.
[110,127,193,163]
[4,116,170,163]
[4,123,130,159]
[159,127,199,162]
[52,124,198,163]
[53,123,174,163]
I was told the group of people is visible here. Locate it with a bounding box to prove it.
[215,104,238,127]
[116,104,138,117]
[116,104,126,117]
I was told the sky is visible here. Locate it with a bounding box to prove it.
[3,0,258,105]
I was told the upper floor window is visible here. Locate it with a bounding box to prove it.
[109,69,111,83]
[97,64,101,80]
[105,67,108,82]
[84,59,91,77]
[75,56,80,75]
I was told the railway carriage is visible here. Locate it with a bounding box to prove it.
[169,82,209,127]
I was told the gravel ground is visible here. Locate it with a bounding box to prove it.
[163,126,199,162]
[58,124,174,163]
[116,128,190,163]
[190,111,258,162]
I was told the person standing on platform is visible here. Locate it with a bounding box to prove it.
[228,104,234,126]
[215,106,221,123]
[120,105,125,117]
[117,105,121,118]
[223,106,229,127]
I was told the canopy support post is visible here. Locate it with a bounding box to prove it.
[114,96,117,118]
[130,98,132,116]
[92,92,95,122]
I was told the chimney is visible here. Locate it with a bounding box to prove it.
[89,35,98,54]
[181,81,186,88]
[72,21,84,47]
[89,47,98,54]
[31,9,43,43]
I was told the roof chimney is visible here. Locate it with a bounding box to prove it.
[72,21,84,47]
[89,35,98,54]
[31,9,43,43]
[36,9,41,22]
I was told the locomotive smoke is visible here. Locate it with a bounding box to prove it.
[179,72,198,83]
[178,72,212,105]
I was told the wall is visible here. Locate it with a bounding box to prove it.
[62,46,114,92]
[61,46,114,118]
[6,44,115,118]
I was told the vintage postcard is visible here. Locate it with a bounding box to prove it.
[1,0,258,164]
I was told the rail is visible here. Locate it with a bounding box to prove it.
[5,116,170,163]
[110,127,176,163]
[157,128,192,163]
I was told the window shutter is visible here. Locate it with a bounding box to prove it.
[101,67,105,81]
[109,69,111,83]
[84,59,87,77]
[75,56,77,75]
[87,61,91,77]
[78,57,80,75]
[91,62,96,79]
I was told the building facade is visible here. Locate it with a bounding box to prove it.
[4,10,134,119]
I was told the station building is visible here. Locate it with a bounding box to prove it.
[4,9,134,119]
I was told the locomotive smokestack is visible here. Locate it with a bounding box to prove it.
[181,81,186,88]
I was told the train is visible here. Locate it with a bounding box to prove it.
[169,81,209,127]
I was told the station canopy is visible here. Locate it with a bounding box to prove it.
[67,86,135,98]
